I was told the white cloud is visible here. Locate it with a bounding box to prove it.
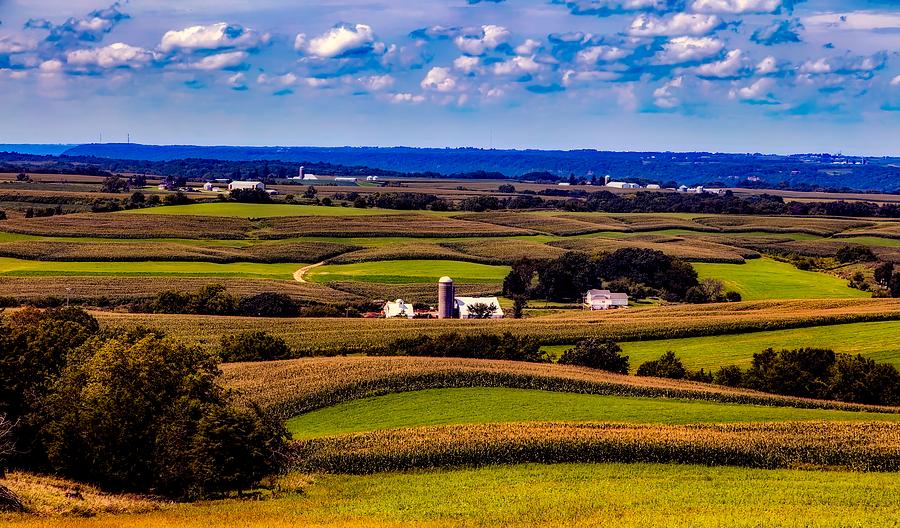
[391,92,426,103]
[800,58,831,74]
[892,75,900,87]
[755,56,778,75]
[257,72,298,88]
[455,25,510,55]
[228,72,247,89]
[515,39,542,56]
[730,77,775,102]
[454,55,482,74]
[693,49,744,78]
[160,23,267,53]
[359,74,394,91]
[493,55,542,76]
[628,13,722,37]
[67,42,154,69]
[0,38,32,55]
[561,69,621,86]
[421,66,457,92]
[577,45,628,65]
[39,59,64,73]
[293,34,307,51]
[655,36,724,65]
[305,24,383,59]
[653,76,683,108]
[803,12,900,31]
[690,0,781,14]
[179,51,248,71]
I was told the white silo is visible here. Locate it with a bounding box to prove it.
[438,276,455,319]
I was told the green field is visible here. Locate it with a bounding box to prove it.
[9,463,900,527]
[0,257,300,279]
[694,258,869,300]
[285,387,900,438]
[306,259,511,284]
[119,202,418,217]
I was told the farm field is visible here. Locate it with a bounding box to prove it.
[306,259,511,284]
[286,387,900,438]
[694,258,870,300]
[0,257,301,279]
[5,463,900,528]
[120,202,419,217]
[617,320,900,369]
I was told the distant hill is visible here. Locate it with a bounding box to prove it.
[8,143,897,193]
[1,144,75,156]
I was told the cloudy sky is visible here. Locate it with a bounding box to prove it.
[0,0,899,154]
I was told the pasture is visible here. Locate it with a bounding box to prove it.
[305,259,511,284]
[694,258,870,300]
[286,387,900,438]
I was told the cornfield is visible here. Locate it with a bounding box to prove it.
[290,421,900,473]
[221,356,900,420]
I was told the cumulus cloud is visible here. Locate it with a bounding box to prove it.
[303,23,384,59]
[391,92,426,103]
[653,76,683,108]
[455,25,510,55]
[800,53,886,76]
[454,55,482,74]
[755,55,779,75]
[492,55,542,76]
[0,37,33,55]
[178,51,248,71]
[730,77,777,103]
[515,39,542,56]
[892,75,900,87]
[628,13,722,37]
[561,69,621,86]
[421,66,458,91]
[690,0,781,14]
[654,36,723,64]
[66,42,154,69]
[359,74,394,91]
[751,19,802,45]
[576,45,629,65]
[228,72,248,90]
[25,2,128,46]
[553,0,684,17]
[160,23,268,53]
[692,49,745,78]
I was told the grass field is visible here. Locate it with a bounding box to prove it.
[306,259,511,284]
[616,320,900,369]
[0,257,300,279]
[120,202,413,217]
[694,258,869,300]
[286,387,900,438]
[6,463,900,527]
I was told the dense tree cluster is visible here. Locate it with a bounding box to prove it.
[503,249,702,302]
[382,332,547,362]
[230,188,272,203]
[219,331,293,362]
[0,308,285,498]
[558,339,629,373]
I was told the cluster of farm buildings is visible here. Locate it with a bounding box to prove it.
[558,175,724,194]
[380,277,628,319]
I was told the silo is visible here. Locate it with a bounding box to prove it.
[438,276,455,319]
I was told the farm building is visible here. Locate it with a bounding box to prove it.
[606,181,640,189]
[584,289,629,310]
[228,181,265,191]
[383,299,415,319]
[335,177,358,183]
[455,297,504,319]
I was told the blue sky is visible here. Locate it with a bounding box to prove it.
[0,0,898,154]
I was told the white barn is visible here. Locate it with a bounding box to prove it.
[383,299,415,319]
[228,181,265,191]
[584,289,629,310]
[455,297,504,319]
[606,181,640,189]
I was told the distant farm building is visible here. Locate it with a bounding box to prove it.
[606,181,640,189]
[335,177,358,183]
[366,176,380,181]
[228,181,265,191]
[584,289,629,310]
[383,299,415,319]
[437,276,504,319]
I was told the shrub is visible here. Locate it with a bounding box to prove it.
[163,191,193,206]
[724,291,742,302]
[836,244,876,263]
[0,211,6,221]
[239,292,300,317]
[386,332,547,363]
[636,351,687,379]
[874,262,894,288]
[714,365,744,387]
[558,339,629,373]
[219,331,293,362]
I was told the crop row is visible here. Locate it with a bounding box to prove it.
[456,212,618,236]
[255,215,533,239]
[222,356,900,421]
[289,421,900,473]
[549,235,754,263]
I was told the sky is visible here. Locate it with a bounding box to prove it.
[0,0,899,155]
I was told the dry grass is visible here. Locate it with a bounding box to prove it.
[550,234,754,263]
[222,355,900,419]
[93,298,900,353]
[326,243,475,264]
[257,215,533,239]
[291,421,900,474]
[442,238,568,264]
[0,214,254,239]
[837,223,900,240]
[0,472,165,517]
[694,215,875,236]
[457,212,615,235]
[0,277,361,303]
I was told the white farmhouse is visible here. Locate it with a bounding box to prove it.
[584,289,629,310]
[383,299,415,319]
[455,297,504,319]
[228,181,265,191]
